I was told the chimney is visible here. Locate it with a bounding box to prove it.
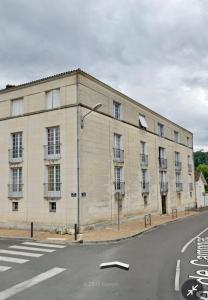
[6,84,16,89]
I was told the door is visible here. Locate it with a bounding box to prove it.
[161,195,166,214]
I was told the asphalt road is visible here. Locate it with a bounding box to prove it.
[0,212,208,300]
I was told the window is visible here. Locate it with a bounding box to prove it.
[47,126,60,155]
[144,195,148,206]
[159,147,165,159]
[139,114,148,129]
[46,89,60,109]
[158,123,164,137]
[12,202,18,211]
[47,165,61,191]
[11,98,23,116]
[187,137,190,146]
[114,133,122,150]
[175,152,180,163]
[114,167,124,192]
[141,169,148,189]
[11,132,22,158]
[174,131,179,143]
[140,141,146,155]
[49,202,56,212]
[113,101,121,120]
[176,172,181,183]
[12,167,22,191]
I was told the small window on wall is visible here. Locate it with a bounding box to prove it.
[46,89,60,109]
[190,192,192,197]
[12,202,18,211]
[139,114,148,129]
[113,101,121,120]
[174,131,179,143]
[11,98,23,116]
[144,195,148,206]
[187,137,190,146]
[49,202,56,212]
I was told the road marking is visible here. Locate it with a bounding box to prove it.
[99,261,129,270]
[0,256,28,264]
[10,245,55,253]
[181,227,208,253]
[0,267,66,300]
[0,266,11,272]
[0,249,43,258]
[175,259,181,291]
[22,242,66,249]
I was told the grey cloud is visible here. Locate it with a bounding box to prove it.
[0,0,208,148]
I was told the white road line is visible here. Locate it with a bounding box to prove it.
[0,250,43,258]
[22,242,66,249]
[10,245,55,253]
[0,256,28,264]
[175,259,181,291]
[181,227,208,253]
[0,267,66,300]
[0,266,11,272]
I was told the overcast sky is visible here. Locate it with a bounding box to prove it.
[0,0,208,150]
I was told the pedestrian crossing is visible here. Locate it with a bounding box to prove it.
[0,241,66,272]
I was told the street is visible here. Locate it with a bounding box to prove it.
[0,213,207,299]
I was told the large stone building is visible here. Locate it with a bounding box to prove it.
[0,69,195,229]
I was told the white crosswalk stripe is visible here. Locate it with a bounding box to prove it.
[0,256,28,264]
[0,249,43,258]
[9,245,55,253]
[0,266,11,272]
[22,242,66,249]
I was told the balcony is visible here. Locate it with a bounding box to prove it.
[113,148,124,163]
[160,182,168,193]
[8,184,23,198]
[8,148,23,163]
[140,154,148,168]
[175,161,182,171]
[114,181,125,194]
[176,182,183,192]
[189,182,194,191]
[141,181,149,194]
[159,158,167,169]
[44,183,61,198]
[188,164,192,173]
[44,144,61,160]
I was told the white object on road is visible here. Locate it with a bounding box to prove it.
[0,256,28,264]
[0,266,11,272]
[0,267,66,300]
[181,227,208,253]
[22,242,66,249]
[0,249,43,258]
[10,245,55,253]
[99,261,129,270]
[174,259,181,291]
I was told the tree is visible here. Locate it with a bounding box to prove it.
[194,151,208,168]
[196,164,208,183]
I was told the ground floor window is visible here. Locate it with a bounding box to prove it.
[49,202,56,212]
[12,202,18,211]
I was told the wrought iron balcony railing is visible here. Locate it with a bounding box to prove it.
[8,148,23,163]
[159,158,167,169]
[114,181,125,194]
[44,183,61,198]
[113,148,124,163]
[160,182,168,193]
[8,184,23,198]
[44,144,61,160]
[140,154,148,167]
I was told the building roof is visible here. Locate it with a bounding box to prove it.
[195,171,207,185]
[0,68,192,134]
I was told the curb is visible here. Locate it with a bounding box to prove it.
[0,211,203,246]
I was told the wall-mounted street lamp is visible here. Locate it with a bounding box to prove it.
[76,102,102,233]
[80,103,102,128]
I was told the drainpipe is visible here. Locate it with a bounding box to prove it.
[76,73,80,233]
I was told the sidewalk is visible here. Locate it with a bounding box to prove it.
[0,210,199,244]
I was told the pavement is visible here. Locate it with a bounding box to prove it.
[0,209,199,244]
[0,211,206,299]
